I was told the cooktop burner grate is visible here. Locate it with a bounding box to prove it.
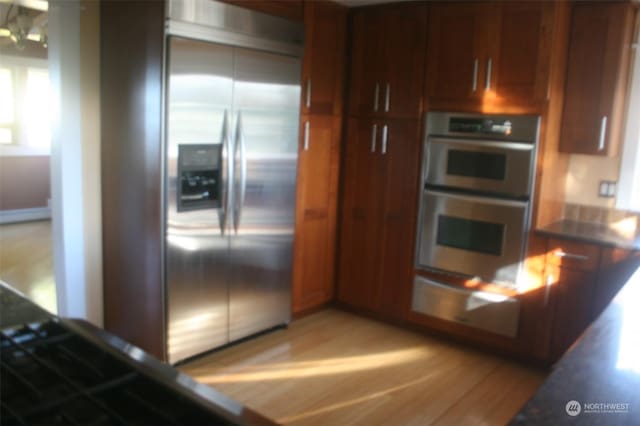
[0,320,234,426]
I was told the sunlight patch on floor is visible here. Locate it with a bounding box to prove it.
[193,346,431,384]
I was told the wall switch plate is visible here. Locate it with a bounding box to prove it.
[598,180,617,198]
[599,181,609,197]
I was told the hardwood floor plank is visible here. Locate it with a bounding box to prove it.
[0,220,55,313]
[180,309,546,425]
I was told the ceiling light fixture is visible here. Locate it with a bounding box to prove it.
[0,5,47,51]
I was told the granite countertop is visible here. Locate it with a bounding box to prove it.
[536,219,640,250]
[510,265,640,425]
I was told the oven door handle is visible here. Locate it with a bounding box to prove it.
[423,188,529,209]
[428,137,534,152]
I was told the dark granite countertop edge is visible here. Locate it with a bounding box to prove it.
[535,220,640,251]
[509,265,640,425]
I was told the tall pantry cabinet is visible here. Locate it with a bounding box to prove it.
[292,0,347,314]
[337,2,427,320]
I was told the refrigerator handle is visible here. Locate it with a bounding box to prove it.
[233,111,247,233]
[219,110,230,235]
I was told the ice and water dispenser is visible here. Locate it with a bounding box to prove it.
[177,144,221,211]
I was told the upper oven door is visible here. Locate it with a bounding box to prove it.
[424,137,535,198]
[417,189,528,285]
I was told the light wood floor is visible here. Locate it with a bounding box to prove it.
[181,309,546,426]
[0,220,56,313]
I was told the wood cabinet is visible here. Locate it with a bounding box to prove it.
[292,1,346,314]
[426,1,556,111]
[545,238,640,360]
[292,115,342,314]
[559,2,635,155]
[546,239,601,359]
[301,0,347,116]
[547,264,597,360]
[593,248,640,319]
[348,3,427,119]
[337,118,420,319]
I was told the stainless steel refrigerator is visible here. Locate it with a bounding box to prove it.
[164,0,303,364]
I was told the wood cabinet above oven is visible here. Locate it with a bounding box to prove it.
[425,1,558,113]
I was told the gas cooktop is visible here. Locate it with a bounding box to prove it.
[0,283,274,426]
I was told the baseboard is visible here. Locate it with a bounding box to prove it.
[0,207,51,224]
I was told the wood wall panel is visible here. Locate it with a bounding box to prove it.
[101,0,165,360]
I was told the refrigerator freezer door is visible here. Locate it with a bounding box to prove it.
[166,36,234,363]
[228,47,301,341]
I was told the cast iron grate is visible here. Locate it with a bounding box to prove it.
[0,320,234,426]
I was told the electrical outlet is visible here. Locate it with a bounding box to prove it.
[598,180,617,198]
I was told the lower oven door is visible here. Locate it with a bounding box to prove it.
[417,188,529,284]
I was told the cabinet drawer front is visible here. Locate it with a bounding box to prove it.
[546,239,600,271]
[411,276,520,338]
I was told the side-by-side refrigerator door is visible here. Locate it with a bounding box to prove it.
[166,36,233,363]
[228,47,301,341]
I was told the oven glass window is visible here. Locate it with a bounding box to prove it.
[436,215,504,256]
[447,150,506,181]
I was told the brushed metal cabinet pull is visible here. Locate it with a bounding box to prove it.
[384,83,390,112]
[303,120,310,151]
[485,58,492,91]
[544,274,553,307]
[598,116,608,151]
[373,83,380,112]
[553,251,589,262]
[371,124,378,153]
[305,78,311,109]
[472,58,479,92]
[381,125,388,155]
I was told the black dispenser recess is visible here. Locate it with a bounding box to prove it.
[177,144,221,212]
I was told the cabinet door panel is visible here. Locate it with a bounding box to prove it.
[381,4,427,118]
[491,2,553,104]
[592,249,640,320]
[338,119,384,310]
[559,3,634,155]
[293,115,341,313]
[426,3,486,103]
[348,9,386,116]
[549,265,596,359]
[377,120,421,319]
[302,1,347,115]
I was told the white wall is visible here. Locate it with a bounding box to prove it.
[564,154,620,208]
[49,0,103,326]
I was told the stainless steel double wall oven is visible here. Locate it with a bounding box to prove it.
[412,112,540,337]
[416,112,540,286]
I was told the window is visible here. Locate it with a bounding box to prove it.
[0,56,51,154]
[617,22,640,212]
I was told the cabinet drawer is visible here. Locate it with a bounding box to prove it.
[546,239,600,271]
[411,276,520,338]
